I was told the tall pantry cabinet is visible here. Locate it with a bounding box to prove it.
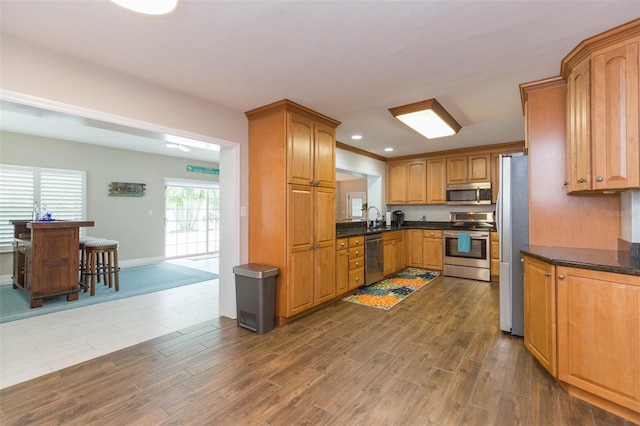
[246,100,340,323]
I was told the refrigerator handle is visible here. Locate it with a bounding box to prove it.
[496,189,502,260]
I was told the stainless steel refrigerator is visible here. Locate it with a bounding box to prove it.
[497,154,528,337]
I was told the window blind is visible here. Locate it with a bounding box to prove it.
[0,165,86,251]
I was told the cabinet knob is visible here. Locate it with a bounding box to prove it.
[544,272,551,277]
[578,178,586,183]
[341,242,345,247]
[563,181,568,186]
[558,274,565,280]
[355,277,359,281]
[355,251,360,256]
[355,262,360,267]
[596,176,604,182]
[355,240,360,245]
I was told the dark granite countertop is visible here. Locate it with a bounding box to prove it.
[335,221,496,238]
[521,245,640,277]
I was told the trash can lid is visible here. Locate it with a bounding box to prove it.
[233,263,280,279]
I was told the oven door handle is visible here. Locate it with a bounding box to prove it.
[444,232,489,238]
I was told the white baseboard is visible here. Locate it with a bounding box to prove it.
[0,256,167,286]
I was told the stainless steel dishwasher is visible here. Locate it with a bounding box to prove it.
[365,233,384,285]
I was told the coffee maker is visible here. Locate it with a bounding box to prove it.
[392,210,405,227]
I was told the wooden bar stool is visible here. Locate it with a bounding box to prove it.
[82,239,120,296]
[79,236,102,290]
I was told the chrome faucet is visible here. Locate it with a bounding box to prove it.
[367,205,382,229]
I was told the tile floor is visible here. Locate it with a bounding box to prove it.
[0,256,220,389]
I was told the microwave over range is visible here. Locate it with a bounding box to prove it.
[446,182,492,205]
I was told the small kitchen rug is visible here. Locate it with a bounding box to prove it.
[342,267,440,310]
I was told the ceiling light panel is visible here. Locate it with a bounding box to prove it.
[389,98,461,139]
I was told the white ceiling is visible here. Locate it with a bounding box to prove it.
[0,0,638,160]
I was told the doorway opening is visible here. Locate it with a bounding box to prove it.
[164,180,220,258]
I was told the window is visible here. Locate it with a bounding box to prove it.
[164,179,219,258]
[0,165,86,251]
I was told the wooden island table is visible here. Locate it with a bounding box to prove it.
[11,220,95,308]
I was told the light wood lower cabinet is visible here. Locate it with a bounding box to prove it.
[523,256,556,377]
[407,230,423,267]
[336,238,348,296]
[422,230,442,270]
[348,237,365,290]
[490,231,499,281]
[383,230,405,276]
[523,255,640,423]
[556,266,640,421]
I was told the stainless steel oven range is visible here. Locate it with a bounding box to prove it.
[442,212,494,282]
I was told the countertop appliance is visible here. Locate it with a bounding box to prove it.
[446,182,492,205]
[497,154,529,337]
[365,233,384,285]
[442,211,493,282]
[392,210,405,227]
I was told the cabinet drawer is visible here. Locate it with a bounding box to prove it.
[336,238,348,251]
[349,257,364,270]
[423,230,442,239]
[349,247,364,259]
[349,236,364,247]
[349,267,364,289]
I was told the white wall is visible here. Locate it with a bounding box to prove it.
[1,35,248,319]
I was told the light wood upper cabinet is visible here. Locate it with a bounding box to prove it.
[562,21,640,193]
[407,160,427,203]
[556,266,640,417]
[566,58,592,192]
[426,158,446,204]
[446,156,468,184]
[288,112,336,188]
[591,38,639,190]
[468,154,491,182]
[386,162,408,204]
[447,154,491,184]
[523,256,556,377]
[386,160,426,204]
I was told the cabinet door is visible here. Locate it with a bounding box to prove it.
[386,163,407,204]
[556,266,640,412]
[422,236,442,270]
[383,239,395,276]
[592,38,640,190]
[407,230,423,267]
[426,158,446,204]
[314,187,336,304]
[490,232,499,279]
[468,154,491,182]
[395,233,406,272]
[407,160,427,204]
[523,256,556,377]
[287,185,314,315]
[336,248,349,295]
[447,156,468,184]
[287,113,315,186]
[566,58,591,192]
[314,122,336,188]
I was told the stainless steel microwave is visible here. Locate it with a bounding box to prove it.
[446,182,492,205]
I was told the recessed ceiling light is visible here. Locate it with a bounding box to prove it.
[384,148,394,152]
[351,135,363,140]
[110,0,178,15]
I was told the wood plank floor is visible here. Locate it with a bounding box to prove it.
[0,275,636,425]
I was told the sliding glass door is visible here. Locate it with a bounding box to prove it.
[164,183,219,258]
